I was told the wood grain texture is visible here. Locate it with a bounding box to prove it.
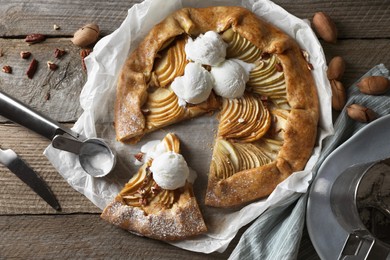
[275,0,390,39]
[0,38,85,123]
[0,214,236,259]
[0,0,142,37]
[0,0,389,38]
[0,124,99,214]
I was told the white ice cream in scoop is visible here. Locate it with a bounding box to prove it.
[210,59,255,99]
[185,31,227,66]
[171,62,213,104]
[150,151,190,190]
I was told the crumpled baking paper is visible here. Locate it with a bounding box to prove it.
[44,0,334,253]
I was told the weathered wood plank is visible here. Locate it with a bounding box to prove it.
[0,0,389,38]
[0,0,142,37]
[0,124,99,214]
[0,38,85,123]
[276,0,390,39]
[0,214,236,259]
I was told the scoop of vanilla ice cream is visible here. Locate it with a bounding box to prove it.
[185,31,227,66]
[210,59,255,99]
[171,62,213,104]
[150,151,189,190]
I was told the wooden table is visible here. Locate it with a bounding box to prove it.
[0,0,389,258]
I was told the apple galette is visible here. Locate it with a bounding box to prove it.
[113,6,318,210]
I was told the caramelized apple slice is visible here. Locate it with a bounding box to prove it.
[119,133,180,212]
[218,93,271,142]
[222,28,262,63]
[152,36,188,87]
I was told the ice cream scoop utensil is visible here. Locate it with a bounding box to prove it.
[0,91,115,177]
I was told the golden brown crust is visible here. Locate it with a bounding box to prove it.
[115,6,319,208]
[101,184,207,241]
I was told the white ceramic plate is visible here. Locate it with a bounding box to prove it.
[307,114,390,259]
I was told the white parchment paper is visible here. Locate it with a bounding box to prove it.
[44,0,334,253]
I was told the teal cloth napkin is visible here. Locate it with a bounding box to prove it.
[229,64,390,259]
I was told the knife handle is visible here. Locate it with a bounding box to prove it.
[0,91,75,140]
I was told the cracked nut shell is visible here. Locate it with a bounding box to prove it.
[71,23,99,47]
[357,76,390,95]
[347,104,377,123]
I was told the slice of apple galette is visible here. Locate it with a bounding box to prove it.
[113,6,318,211]
[101,133,207,241]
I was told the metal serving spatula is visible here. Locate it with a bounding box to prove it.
[0,147,61,211]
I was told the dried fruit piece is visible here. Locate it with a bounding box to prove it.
[25,34,46,44]
[20,51,31,59]
[2,65,12,73]
[327,56,345,80]
[71,23,100,47]
[47,61,58,71]
[347,104,377,123]
[312,12,337,44]
[357,76,390,95]
[26,59,38,79]
[330,80,346,111]
[54,48,67,58]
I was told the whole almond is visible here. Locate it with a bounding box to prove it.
[327,56,345,80]
[347,104,377,123]
[330,80,346,111]
[312,12,338,44]
[357,76,390,95]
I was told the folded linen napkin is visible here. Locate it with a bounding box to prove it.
[229,64,390,259]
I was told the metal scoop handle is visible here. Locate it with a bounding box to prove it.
[0,91,78,141]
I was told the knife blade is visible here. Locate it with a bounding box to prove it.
[0,147,61,211]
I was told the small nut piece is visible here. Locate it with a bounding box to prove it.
[54,48,67,58]
[327,56,345,80]
[26,59,38,79]
[47,61,58,71]
[80,48,92,71]
[20,51,31,59]
[25,33,46,44]
[347,104,377,123]
[71,23,99,47]
[312,12,338,44]
[2,65,12,74]
[357,76,390,95]
[330,80,346,111]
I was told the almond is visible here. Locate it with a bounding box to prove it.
[357,76,390,95]
[327,56,345,80]
[347,104,377,123]
[312,12,338,44]
[330,80,346,111]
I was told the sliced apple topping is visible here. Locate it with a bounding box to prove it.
[211,138,278,180]
[211,139,239,180]
[119,134,181,211]
[152,36,188,87]
[222,28,261,63]
[218,93,271,142]
[248,55,287,107]
[144,87,186,129]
